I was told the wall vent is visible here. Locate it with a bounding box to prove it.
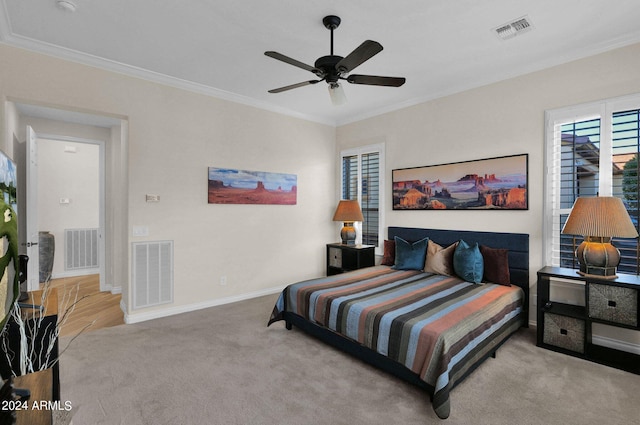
[132,240,173,310]
[65,228,99,271]
[493,16,533,40]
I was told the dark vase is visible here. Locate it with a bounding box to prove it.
[39,231,55,283]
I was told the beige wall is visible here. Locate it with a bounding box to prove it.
[0,43,336,322]
[337,42,640,333]
[2,38,640,336]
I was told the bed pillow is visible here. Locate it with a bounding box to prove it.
[392,236,429,270]
[479,245,511,286]
[381,239,396,266]
[453,240,484,284]
[424,240,457,276]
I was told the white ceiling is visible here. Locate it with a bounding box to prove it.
[2,0,640,126]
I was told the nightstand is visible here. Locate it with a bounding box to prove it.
[326,243,375,276]
[537,266,640,374]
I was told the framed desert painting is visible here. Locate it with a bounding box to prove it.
[392,154,528,210]
[208,167,297,205]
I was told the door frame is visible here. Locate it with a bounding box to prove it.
[29,132,106,291]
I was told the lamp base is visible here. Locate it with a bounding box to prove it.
[577,268,618,280]
[576,237,620,279]
[340,222,356,245]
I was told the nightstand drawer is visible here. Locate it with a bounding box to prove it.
[588,283,638,327]
[328,247,342,268]
[543,313,585,354]
[326,243,375,276]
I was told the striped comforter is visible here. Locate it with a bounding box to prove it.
[268,265,524,419]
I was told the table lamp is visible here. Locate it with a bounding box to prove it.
[332,200,364,245]
[561,196,638,278]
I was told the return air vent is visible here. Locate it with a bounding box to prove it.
[65,228,99,271]
[493,16,533,40]
[132,240,173,310]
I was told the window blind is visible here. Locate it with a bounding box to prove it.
[361,152,380,246]
[340,145,384,250]
[612,109,640,273]
[342,155,358,201]
[557,118,601,269]
[545,98,640,274]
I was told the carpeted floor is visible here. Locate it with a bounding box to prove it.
[59,294,640,425]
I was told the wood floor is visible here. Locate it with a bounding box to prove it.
[43,274,124,337]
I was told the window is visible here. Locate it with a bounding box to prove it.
[340,144,384,251]
[544,94,640,274]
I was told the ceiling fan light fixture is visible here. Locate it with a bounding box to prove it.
[328,82,347,106]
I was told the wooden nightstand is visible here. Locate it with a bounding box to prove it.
[537,266,640,374]
[326,243,375,276]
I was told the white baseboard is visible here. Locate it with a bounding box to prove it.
[122,285,284,324]
[51,268,100,279]
[592,334,640,355]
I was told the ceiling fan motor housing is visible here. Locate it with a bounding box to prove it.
[314,55,343,82]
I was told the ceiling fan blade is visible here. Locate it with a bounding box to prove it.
[265,51,323,75]
[336,40,383,73]
[268,80,322,93]
[346,74,406,87]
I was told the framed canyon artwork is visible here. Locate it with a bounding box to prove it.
[208,167,297,205]
[392,154,528,210]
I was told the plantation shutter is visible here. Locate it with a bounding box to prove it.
[340,144,385,251]
[545,96,640,274]
[612,109,640,273]
[361,152,380,246]
[342,155,358,201]
[556,118,601,269]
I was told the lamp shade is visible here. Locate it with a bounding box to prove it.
[332,200,364,222]
[561,197,638,238]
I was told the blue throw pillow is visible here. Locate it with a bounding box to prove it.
[453,239,484,283]
[392,237,429,270]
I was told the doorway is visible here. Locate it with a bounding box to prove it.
[11,102,125,296]
[36,134,104,287]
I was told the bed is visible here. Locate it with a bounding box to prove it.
[268,227,529,419]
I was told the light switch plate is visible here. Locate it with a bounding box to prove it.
[132,226,149,237]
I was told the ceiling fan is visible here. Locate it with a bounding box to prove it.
[265,15,406,105]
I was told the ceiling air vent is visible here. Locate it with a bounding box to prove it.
[493,16,533,40]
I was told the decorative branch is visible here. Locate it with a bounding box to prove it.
[1,277,95,378]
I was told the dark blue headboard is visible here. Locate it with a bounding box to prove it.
[388,227,530,312]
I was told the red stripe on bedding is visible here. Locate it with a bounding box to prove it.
[412,285,514,375]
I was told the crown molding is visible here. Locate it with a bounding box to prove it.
[337,31,640,126]
[3,10,640,129]
[0,30,338,127]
